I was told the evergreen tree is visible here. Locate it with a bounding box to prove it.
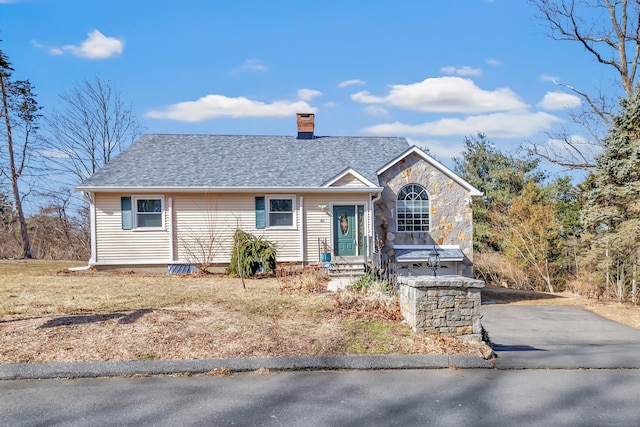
[581,88,640,301]
[453,134,545,252]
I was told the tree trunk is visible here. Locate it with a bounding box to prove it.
[0,72,31,258]
[605,245,611,298]
[10,176,30,258]
[632,250,637,306]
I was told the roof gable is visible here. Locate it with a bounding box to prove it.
[377,146,483,196]
[322,168,379,188]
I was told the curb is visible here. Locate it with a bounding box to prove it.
[0,355,493,380]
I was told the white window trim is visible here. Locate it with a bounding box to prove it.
[396,184,431,233]
[266,195,296,229]
[132,195,165,231]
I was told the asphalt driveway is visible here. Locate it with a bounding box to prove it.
[481,304,640,369]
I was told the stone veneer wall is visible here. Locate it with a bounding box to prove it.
[397,275,484,338]
[375,152,474,277]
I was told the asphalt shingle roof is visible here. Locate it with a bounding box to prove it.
[77,134,410,189]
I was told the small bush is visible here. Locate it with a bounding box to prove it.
[227,229,277,277]
[279,268,329,293]
[348,273,395,294]
[474,251,532,290]
[335,274,401,321]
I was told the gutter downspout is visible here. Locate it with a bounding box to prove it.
[168,197,175,264]
[299,196,304,264]
[370,191,382,259]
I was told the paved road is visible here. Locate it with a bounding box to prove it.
[2,369,640,426]
[481,304,640,369]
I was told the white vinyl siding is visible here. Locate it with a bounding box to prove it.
[94,193,170,263]
[329,174,369,188]
[93,191,372,266]
[172,193,302,263]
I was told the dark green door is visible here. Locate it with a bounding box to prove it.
[334,205,356,256]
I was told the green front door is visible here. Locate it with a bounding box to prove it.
[334,205,356,256]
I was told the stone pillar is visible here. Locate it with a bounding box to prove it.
[397,275,485,339]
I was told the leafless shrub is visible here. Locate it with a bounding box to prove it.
[0,192,89,260]
[566,278,605,300]
[334,275,402,321]
[177,199,230,274]
[474,251,532,290]
[28,207,90,260]
[279,267,329,293]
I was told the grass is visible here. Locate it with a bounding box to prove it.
[0,260,485,364]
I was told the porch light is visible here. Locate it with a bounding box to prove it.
[426,246,440,277]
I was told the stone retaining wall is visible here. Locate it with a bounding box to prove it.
[398,275,484,339]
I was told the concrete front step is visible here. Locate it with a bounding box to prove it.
[328,263,366,277]
[328,271,367,278]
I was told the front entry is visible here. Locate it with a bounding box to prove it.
[333,205,364,257]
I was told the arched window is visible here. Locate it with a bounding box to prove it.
[397,184,430,232]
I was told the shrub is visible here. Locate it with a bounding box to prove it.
[474,251,532,290]
[279,267,329,293]
[334,274,401,321]
[348,273,395,294]
[227,229,277,277]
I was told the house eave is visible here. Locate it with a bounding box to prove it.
[75,185,384,194]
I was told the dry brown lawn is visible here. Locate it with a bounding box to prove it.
[0,260,483,364]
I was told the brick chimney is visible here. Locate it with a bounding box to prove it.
[296,113,314,139]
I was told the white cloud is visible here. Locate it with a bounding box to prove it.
[231,59,268,74]
[60,29,124,59]
[351,77,528,114]
[407,138,465,160]
[323,102,338,108]
[363,111,562,138]
[49,48,64,56]
[440,66,483,77]
[38,149,72,159]
[540,74,560,82]
[364,105,390,117]
[146,94,317,122]
[339,79,366,88]
[297,88,322,101]
[485,58,501,66]
[538,91,582,110]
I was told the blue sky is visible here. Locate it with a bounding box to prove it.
[0,0,616,168]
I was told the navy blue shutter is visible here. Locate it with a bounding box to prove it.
[255,197,265,229]
[121,197,132,230]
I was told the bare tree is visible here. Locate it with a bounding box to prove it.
[528,0,640,169]
[0,46,40,258]
[177,198,232,274]
[46,76,142,183]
